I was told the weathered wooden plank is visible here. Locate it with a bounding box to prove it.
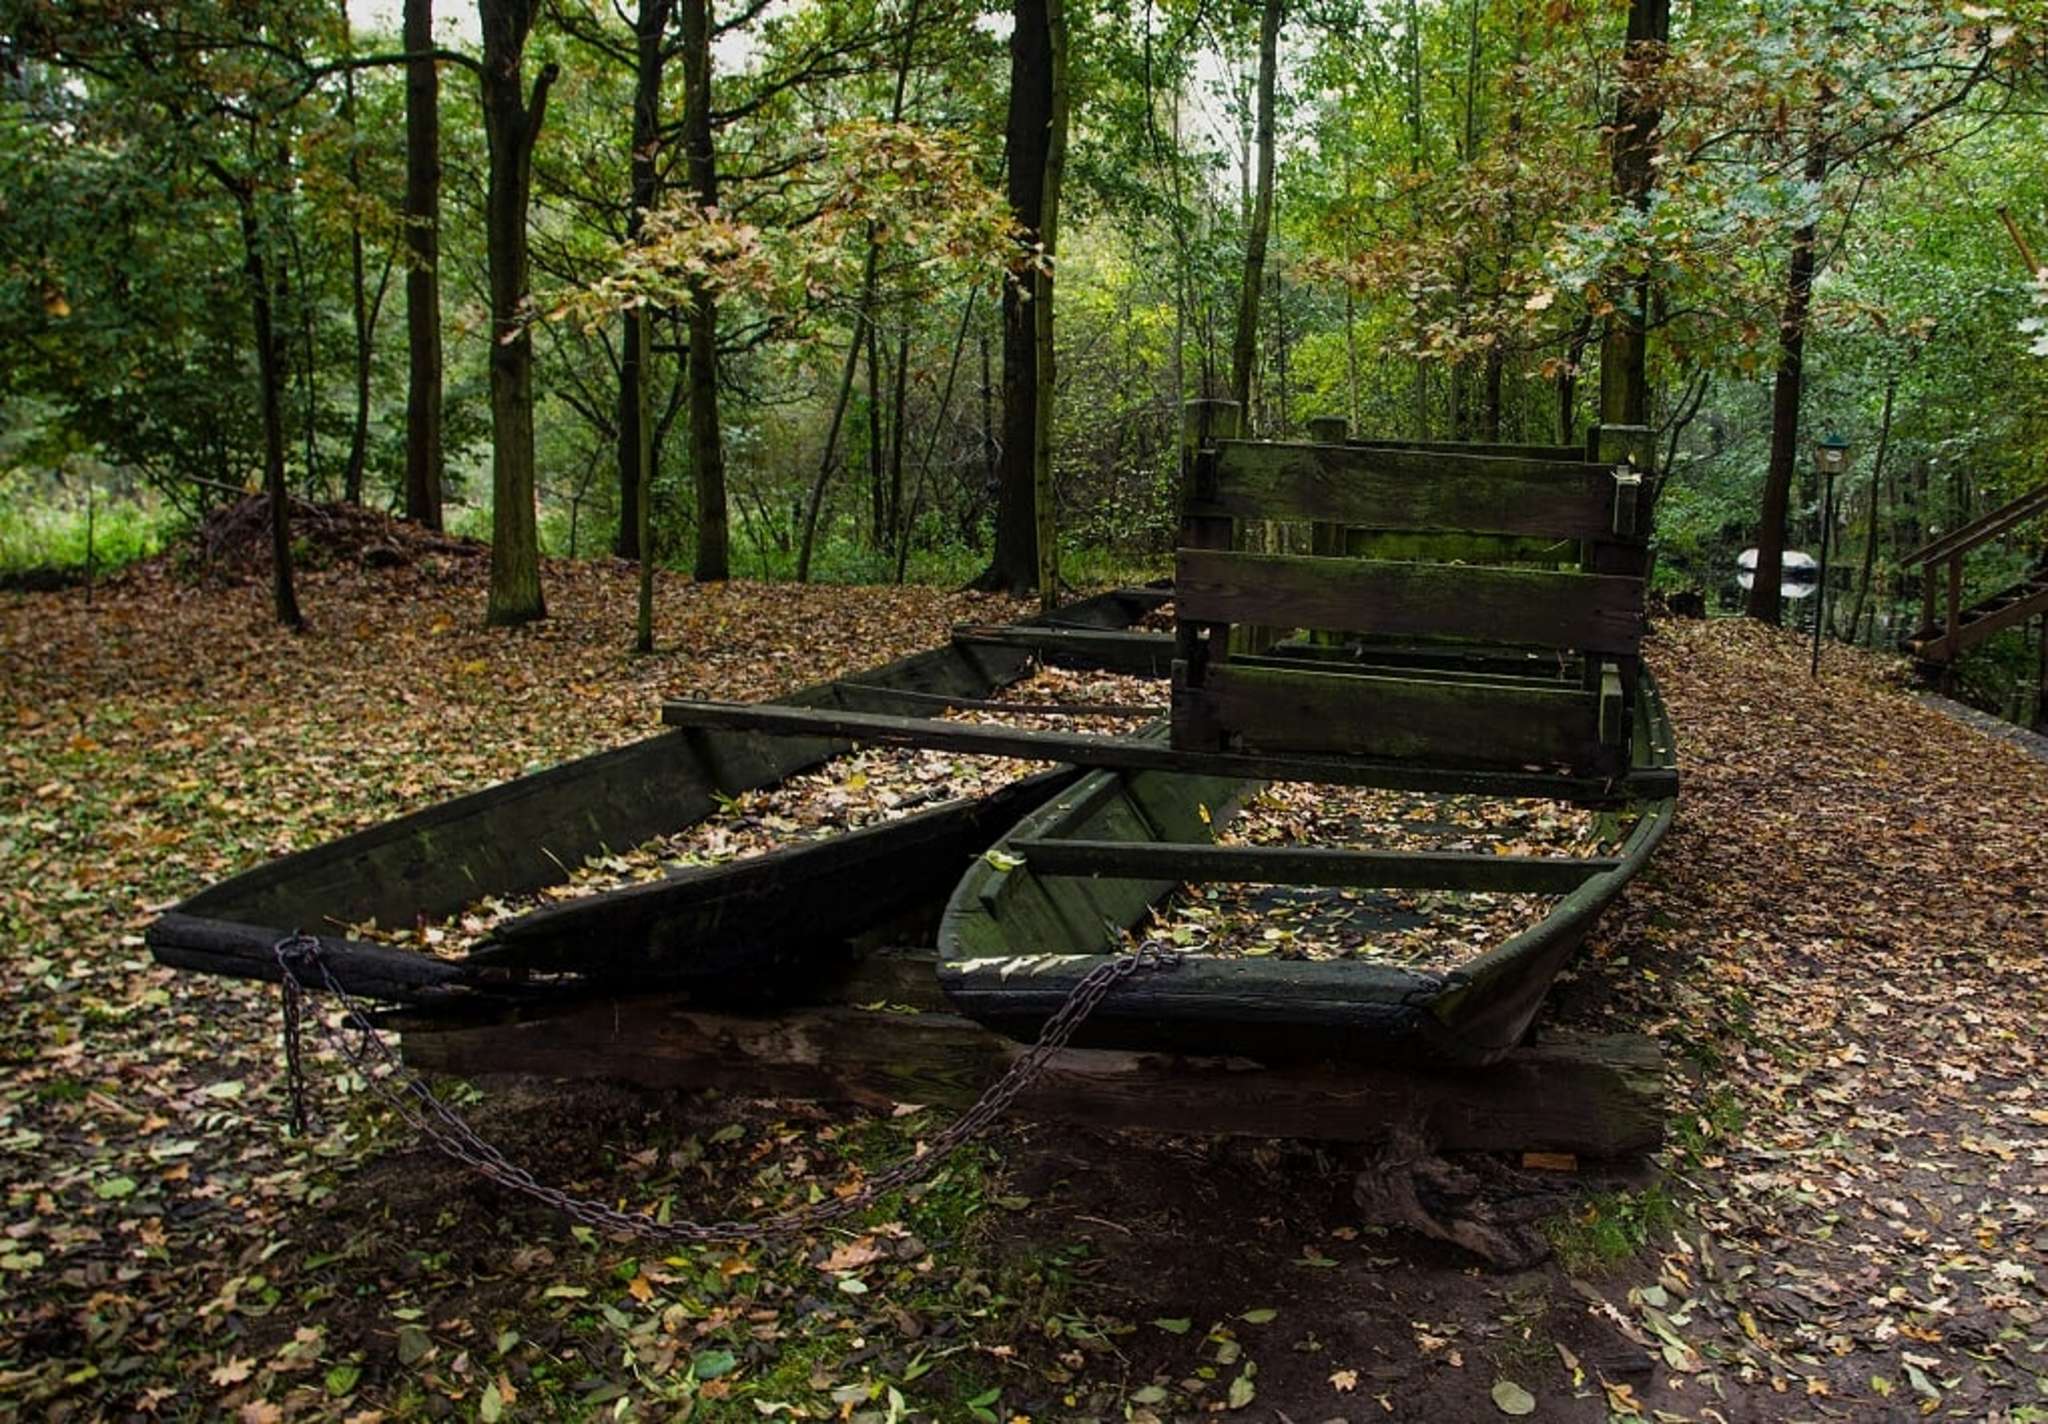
[1010,838,1620,894]
[1200,441,1624,540]
[1347,437,1589,462]
[658,698,1671,801]
[1341,529,1582,567]
[1187,663,1609,772]
[397,998,1664,1156]
[950,625,1179,676]
[1176,551,1644,655]
[468,768,1080,978]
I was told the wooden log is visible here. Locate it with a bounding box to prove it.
[1202,441,1628,541]
[658,697,1676,802]
[146,912,488,1005]
[1010,838,1621,894]
[1189,662,1610,772]
[1176,550,1645,656]
[396,997,1664,1157]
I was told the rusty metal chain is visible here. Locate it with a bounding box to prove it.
[272,934,1177,1243]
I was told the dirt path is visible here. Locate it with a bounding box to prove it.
[5,565,2046,1422]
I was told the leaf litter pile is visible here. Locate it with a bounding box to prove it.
[369,665,1161,959]
[1148,786,1615,971]
[6,542,2048,1422]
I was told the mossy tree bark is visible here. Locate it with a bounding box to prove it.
[480,0,556,626]
[403,0,444,531]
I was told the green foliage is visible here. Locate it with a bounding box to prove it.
[0,468,177,577]
[1544,1184,1680,1275]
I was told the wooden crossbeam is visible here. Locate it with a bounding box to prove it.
[658,699,1675,802]
[950,625,1178,675]
[397,995,1665,1155]
[1200,440,1630,542]
[1009,838,1621,894]
[1176,550,1644,656]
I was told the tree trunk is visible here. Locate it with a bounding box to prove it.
[796,304,867,583]
[480,0,555,626]
[887,322,910,551]
[634,314,656,652]
[403,0,444,530]
[237,191,304,631]
[973,0,1051,596]
[1228,0,1282,420]
[1748,124,1830,625]
[1596,0,1669,430]
[1845,373,1896,645]
[1033,0,1069,610]
[343,51,371,505]
[679,0,728,581]
[617,0,675,560]
[866,308,884,547]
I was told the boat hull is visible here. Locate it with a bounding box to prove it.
[936,673,1677,1066]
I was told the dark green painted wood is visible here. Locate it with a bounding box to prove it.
[658,698,1669,801]
[1341,529,1582,567]
[1199,441,1627,541]
[1347,438,1589,462]
[1176,550,1645,656]
[1012,838,1621,893]
[1188,663,1610,772]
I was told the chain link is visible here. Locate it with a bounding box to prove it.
[273,934,1177,1244]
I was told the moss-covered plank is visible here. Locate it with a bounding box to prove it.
[1176,550,1645,655]
[1199,440,1623,540]
[1190,662,1608,771]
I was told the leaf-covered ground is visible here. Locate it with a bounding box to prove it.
[5,550,2048,1422]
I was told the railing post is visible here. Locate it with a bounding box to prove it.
[1946,551,1963,662]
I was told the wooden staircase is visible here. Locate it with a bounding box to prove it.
[1903,481,2048,666]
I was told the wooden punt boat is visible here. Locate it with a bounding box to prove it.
[146,586,1165,1006]
[934,673,1676,1066]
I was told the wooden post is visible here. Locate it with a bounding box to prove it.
[1305,416,1349,648]
[1174,399,1241,751]
[1307,415,1349,557]
[1946,551,1963,662]
[2035,611,2048,733]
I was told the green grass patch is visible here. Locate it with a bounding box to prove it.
[0,468,176,578]
[1544,1183,1679,1275]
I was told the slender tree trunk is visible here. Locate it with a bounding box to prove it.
[679,0,728,581]
[1229,0,1282,420]
[617,0,676,560]
[1407,0,1427,435]
[634,314,655,652]
[897,285,979,583]
[236,190,304,631]
[403,0,444,530]
[887,322,910,549]
[866,310,884,547]
[343,52,371,505]
[1845,372,1896,644]
[1034,0,1069,610]
[796,301,867,583]
[974,0,1052,595]
[1596,0,1669,430]
[1748,121,1830,625]
[480,0,555,626]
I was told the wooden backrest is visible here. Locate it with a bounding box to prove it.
[1170,417,1655,779]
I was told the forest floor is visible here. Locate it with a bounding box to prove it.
[4,527,2048,1423]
